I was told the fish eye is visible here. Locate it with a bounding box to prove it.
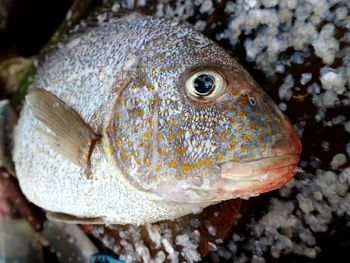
[185,69,227,102]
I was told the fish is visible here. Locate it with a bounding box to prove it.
[13,11,302,225]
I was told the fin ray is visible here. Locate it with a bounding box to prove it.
[46,212,107,224]
[26,88,98,168]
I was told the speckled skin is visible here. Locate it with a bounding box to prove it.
[13,12,300,224]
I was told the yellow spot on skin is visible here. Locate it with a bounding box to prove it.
[181,164,192,172]
[223,103,232,112]
[203,157,213,165]
[194,157,213,168]
[143,131,151,140]
[120,151,128,160]
[229,139,236,150]
[115,139,121,147]
[242,134,251,142]
[176,129,185,137]
[220,130,229,141]
[152,177,159,183]
[135,109,144,117]
[131,150,136,157]
[144,158,150,166]
[136,158,141,165]
[238,111,247,118]
[148,119,154,127]
[169,160,177,168]
[163,148,170,155]
[138,78,146,87]
[231,89,240,96]
[146,83,154,90]
[240,145,247,154]
[216,153,224,161]
[151,68,157,76]
[156,132,163,140]
[153,97,161,106]
[239,96,249,105]
[251,146,257,153]
[157,148,163,155]
[169,119,178,126]
[230,156,240,161]
[249,122,256,130]
[108,145,114,155]
[168,134,176,142]
[156,164,161,172]
[107,122,115,131]
[174,146,186,155]
[126,139,133,146]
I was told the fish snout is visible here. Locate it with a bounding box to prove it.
[217,122,302,199]
[270,122,302,157]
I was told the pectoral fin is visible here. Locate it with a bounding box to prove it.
[46,212,107,224]
[26,88,99,169]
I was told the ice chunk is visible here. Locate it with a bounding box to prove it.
[245,0,258,9]
[320,71,346,95]
[261,0,278,8]
[317,91,340,108]
[331,115,346,125]
[290,52,304,64]
[311,24,339,65]
[200,0,213,14]
[344,121,350,133]
[307,82,321,95]
[278,74,294,100]
[330,153,347,170]
[296,193,314,214]
[300,73,312,85]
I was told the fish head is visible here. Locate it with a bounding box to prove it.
[107,20,301,204]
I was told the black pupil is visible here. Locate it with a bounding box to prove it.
[193,74,215,95]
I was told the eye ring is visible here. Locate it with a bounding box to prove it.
[184,69,227,103]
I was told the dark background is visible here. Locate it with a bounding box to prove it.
[0,1,349,262]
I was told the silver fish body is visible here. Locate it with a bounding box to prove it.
[13,12,301,224]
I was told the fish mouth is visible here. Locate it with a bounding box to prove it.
[217,153,300,199]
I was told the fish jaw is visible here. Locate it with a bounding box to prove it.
[218,153,300,199]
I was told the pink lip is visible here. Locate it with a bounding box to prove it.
[220,154,300,178]
[218,153,300,199]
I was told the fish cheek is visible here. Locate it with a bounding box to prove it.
[105,77,166,193]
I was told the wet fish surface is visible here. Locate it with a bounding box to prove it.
[13,12,301,224]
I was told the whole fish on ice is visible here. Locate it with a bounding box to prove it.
[13,12,302,224]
